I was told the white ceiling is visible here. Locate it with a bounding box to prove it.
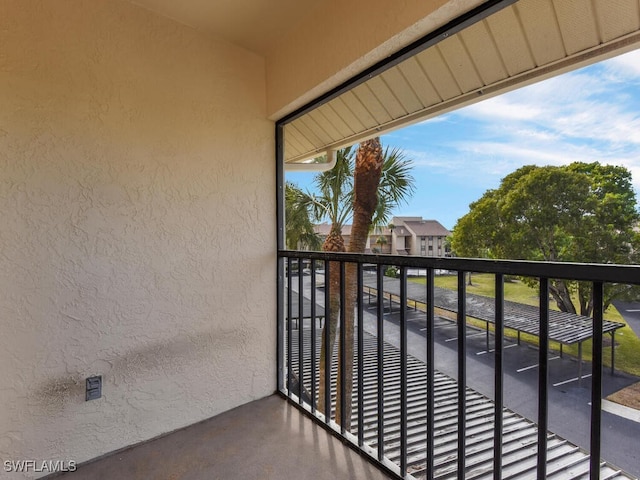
[128,0,327,55]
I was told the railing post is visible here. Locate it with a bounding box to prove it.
[426,267,435,479]
[339,261,347,433]
[376,263,385,461]
[287,257,293,397]
[400,266,408,477]
[277,255,285,392]
[310,260,317,413]
[457,271,467,479]
[324,260,331,424]
[537,277,549,479]
[610,331,616,376]
[298,258,305,405]
[494,273,504,480]
[276,123,285,394]
[357,263,365,447]
[590,281,604,480]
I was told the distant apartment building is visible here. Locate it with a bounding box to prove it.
[314,223,352,250]
[392,216,451,257]
[314,216,451,257]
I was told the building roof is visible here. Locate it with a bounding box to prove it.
[314,223,351,236]
[403,220,451,237]
[392,216,423,223]
[392,226,410,237]
[371,226,392,236]
[315,219,450,238]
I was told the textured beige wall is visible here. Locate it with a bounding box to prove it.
[266,0,485,119]
[0,0,275,475]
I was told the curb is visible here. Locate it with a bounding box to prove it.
[602,399,640,424]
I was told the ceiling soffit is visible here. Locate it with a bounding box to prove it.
[283,0,640,166]
[129,0,326,55]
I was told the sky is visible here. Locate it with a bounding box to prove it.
[285,49,640,231]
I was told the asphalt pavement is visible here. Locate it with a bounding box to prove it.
[613,300,640,338]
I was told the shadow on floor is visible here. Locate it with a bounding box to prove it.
[46,394,394,480]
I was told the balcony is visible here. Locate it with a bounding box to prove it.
[43,251,640,480]
[278,251,640,480]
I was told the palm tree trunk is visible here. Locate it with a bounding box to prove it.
[336,138,384,429]
[317,227,344,417]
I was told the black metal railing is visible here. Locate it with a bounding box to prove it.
[277,250,640,480]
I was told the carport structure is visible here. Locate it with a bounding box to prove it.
[362,274,626,378]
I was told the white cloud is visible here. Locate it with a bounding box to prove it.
[449,137,640,192]
[462,95,544,121]
[437,56,640,191]
[602,49,640,80]
[463,72,610,123]
[415,114,452,125]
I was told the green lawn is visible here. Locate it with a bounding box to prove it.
[409,273,640,377]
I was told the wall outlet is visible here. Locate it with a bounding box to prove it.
[86,376,102,401]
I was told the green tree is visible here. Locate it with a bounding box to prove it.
[301,145,414,252]
[298,143,415,424]
[374,235,387,253]
[306,146,355,254]
[285,182,322,250]
[451,162,640,316]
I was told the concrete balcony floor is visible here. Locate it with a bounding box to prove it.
[50,394,394,480]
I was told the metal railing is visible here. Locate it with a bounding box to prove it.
[277,250,640,480]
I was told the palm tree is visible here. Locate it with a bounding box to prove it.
[372,147,416,227]
[285,182,322,250]
[298,142,415,423]
[304,146,355,253]
[337,137,385,427]
[375,235,388,253]
[304,147,354,414]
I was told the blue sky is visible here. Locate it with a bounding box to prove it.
[286,49,640,231]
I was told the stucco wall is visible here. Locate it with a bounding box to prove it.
[0,0,275,476]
